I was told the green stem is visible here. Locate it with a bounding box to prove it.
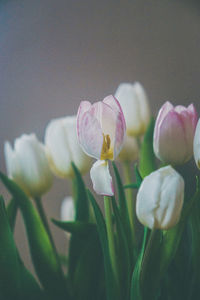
[34,197,57,253]
[104,196,118,283]
[123,162,137,248]
[140,229,158,285]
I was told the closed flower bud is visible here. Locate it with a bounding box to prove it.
[115,82,150,136]
[153,101,198,165]
[4,134,53,197]
[193,119,200,168]
[45,115,92,178]
[136,166,184,230]
[117,135,139,162]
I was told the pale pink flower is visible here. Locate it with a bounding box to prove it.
[77,95,126,196]
[153,101,198,165]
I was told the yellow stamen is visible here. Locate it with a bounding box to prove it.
[101,134,113,160]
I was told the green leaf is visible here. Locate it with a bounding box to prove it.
[88,189,119,300]
[52,219,96,236]
[134,164,143,186]
[131,227,148,300]
[112,162,128,220]
[71,162,89,222]
[0,196,42,300]
[111,197,131,300]
[67,163,90,286]
[139,118,156,178]
[0,196,21,299]
[0,172,68,299]
[73,225,105,300]
[6,197,18,232]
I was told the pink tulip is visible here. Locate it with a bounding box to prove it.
[77,95,126,195]
[153,101,198,165]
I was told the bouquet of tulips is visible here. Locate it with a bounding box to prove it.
[1,82,200,300]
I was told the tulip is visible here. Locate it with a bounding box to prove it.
[4,134,53,197]
[60,196,75,222]
[117,135,139,162]
[77,95,126,195]
[193,119,200,169]
[136,166,184,230]
[114,82,150,136]
[45,115,92,178]
[153,101,198,165]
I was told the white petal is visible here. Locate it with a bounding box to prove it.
[194,119,200,168]
[136,166,184,230]
[62,116,92,174]
[117,134,139,162]
[90,160,114,196]
[61,196,75,222]
[14,134,52,196]
[45,118,73,177]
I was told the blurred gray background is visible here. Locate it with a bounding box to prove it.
[0,0,200,273]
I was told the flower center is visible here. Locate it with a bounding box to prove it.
[101,134,113,160]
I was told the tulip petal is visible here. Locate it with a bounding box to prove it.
[153,101,173,152]
[187,103,198,128]
[77,109,103,160]
[77,101,92,139]
[117,135,139,162]
[103,95,126,158]
[61,196,75,222]
[133,82,150,128]
[62,116,92,174]
[90,160,114,196]
[154,111,189,164]
[136,166,184,230]
[194,119,200,168]
[14,134,52,196]
[45,119,73,177]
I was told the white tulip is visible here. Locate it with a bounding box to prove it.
[136,166,184,230]
[4,134,53,197]
[45,115,92,178]
[117,134,139,162]
[60,196,75,222]
[193,119,200,169]
[115,82,150,136]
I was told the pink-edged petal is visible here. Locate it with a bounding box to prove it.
[103,95,126,158]
[77,101,92,138]
[155,111,188,164]
[187,103,198,130]
[154,101,174,147]
[90,160,114,196]
[78,110,103,159]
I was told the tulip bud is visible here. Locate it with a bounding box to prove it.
[117,135,139,162]
[45,115,92,178]
[60,196,75,222]
[4,134,53,197]
[115,82,150,136]
[136,166,184,230]
[193,119,200,169]
[153,101,198,165]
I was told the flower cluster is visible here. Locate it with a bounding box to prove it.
[1,81,200,300]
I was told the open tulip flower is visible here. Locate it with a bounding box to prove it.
[153,101,198,165]
[77,95,126,196]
